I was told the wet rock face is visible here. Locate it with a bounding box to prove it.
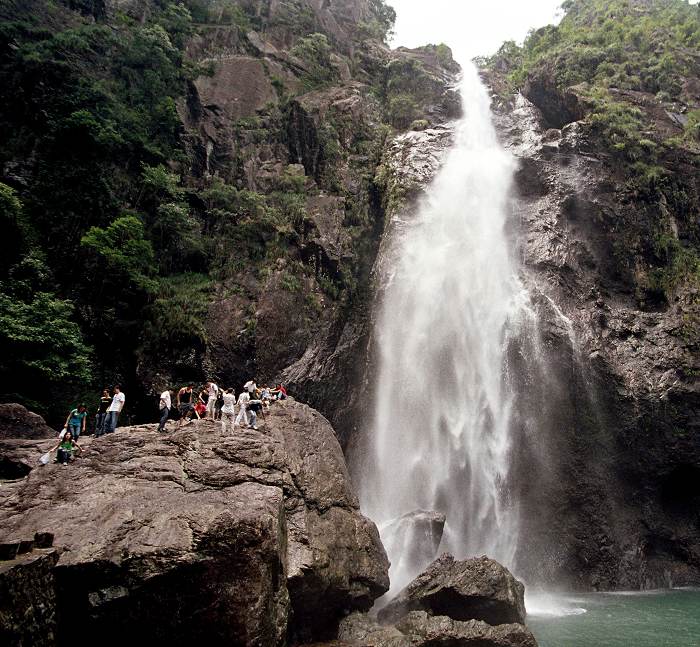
[482,69,700,589]
[0,400,389,645]
[382,510,446,586]
[336,555,536,647]
[378,554,526,627]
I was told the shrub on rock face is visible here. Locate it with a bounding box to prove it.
[378,554,527,627]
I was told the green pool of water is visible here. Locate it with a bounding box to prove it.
[527,589,700,647]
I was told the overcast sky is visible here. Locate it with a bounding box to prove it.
[388,0,565,62]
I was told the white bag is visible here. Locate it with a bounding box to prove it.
[58,427,67,440]
[39,452,51,465]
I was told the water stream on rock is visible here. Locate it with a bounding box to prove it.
[360,62,532,595]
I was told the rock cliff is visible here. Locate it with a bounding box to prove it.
[478,0,700,589]
[0,400,388,645]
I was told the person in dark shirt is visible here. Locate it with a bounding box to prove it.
[95,390,111,437]
[177,385,195,427]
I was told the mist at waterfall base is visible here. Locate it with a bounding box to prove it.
[358,61,532,596]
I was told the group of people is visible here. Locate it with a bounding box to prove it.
[52,386,127,464]
[159,379,287,434]
[50,379,286,466]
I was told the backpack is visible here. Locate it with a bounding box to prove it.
[248,401,262,413]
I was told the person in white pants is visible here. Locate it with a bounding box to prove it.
[205,381,218,419]
[220,388,236,433]
[235,390,250,427]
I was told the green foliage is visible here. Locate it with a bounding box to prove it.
[292,33,337,88]
[357,0,396,43]
[185,0,251,29]
[645,234,700,297]
[489,0,699,98]
[81,215,158,293]
[388,93,419,129]
[140,273,212,354]
[0,291,92,418]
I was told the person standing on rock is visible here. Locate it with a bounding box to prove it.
[214,388,224,421]
[235,389,250,427]
[95,389,111,436]
[64,404,87,440]
[247,398,263,431]
[205,380,219,419]
[158,388,172,433]
[220,388,236,434]
[104,385,125,434]
[244,378,257,399]
[177,384,195,427]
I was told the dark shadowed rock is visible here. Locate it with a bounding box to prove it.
[0,400,389,645]
[0,403,55,440]
[0,548,59,647]
[378,554,526,627]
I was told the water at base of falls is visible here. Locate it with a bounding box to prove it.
[527,589,700,647]
[359,62,531,595]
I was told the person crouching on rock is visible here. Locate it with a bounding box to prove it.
[177,384,195,427]
[51,430,81,465]
[220,388,236,434]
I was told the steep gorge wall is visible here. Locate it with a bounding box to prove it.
[482,62,700,590]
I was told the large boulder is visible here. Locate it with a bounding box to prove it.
[0,403,55,440]
[337,610,538,647]
[0,400,389,645]
[382,510,446,589]
[378,554,526,627]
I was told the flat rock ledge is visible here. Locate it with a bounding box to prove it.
[0,399,389,646]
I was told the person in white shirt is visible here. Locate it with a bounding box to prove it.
[244,379,257,398]
[220,388,236,434]
[205,381,218,419]
[235,390,250,427]
[158,389,172,433]
[104,385,125,434]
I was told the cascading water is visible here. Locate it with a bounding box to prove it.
[360,62,531,595]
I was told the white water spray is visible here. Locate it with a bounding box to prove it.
[360,63,529,595]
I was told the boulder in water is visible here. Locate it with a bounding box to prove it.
[378,553,526,626]
[382,510,446,582]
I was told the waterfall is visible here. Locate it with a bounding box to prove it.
[360,62,530,595]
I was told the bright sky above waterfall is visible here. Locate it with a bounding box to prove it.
[388,0,564,61]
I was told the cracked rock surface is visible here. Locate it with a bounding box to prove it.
[0,399,389,646]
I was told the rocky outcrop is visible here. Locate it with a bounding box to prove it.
[0,403,55,440]
[381,511,446,591]
[378,554,526,627]
[0,400,389,645]
[481,60,700,590]
[335,555,536,647]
